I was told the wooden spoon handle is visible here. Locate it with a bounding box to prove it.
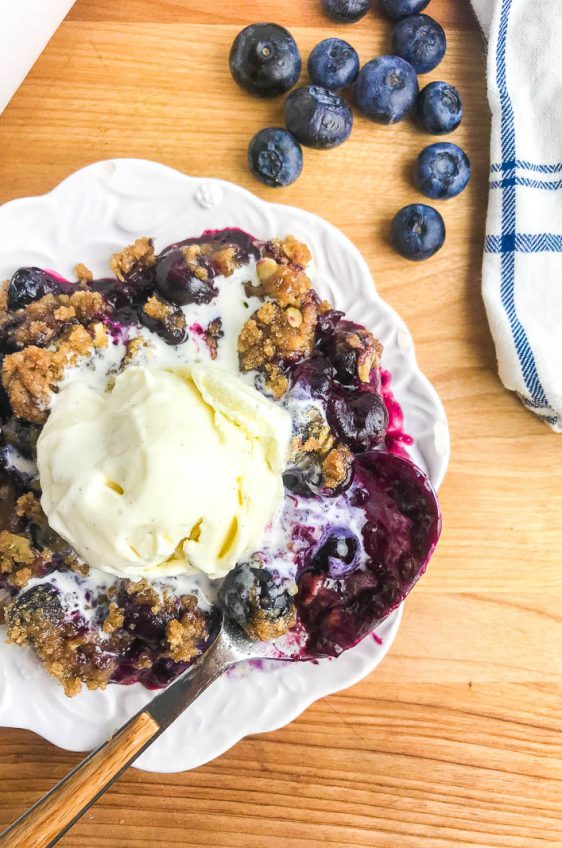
[0,710,159,848]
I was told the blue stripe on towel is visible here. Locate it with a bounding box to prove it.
[496,0,549,408]
[490,160,562,174]
[490,177,562,190]
[485,233,562,253]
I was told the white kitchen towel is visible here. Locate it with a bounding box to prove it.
[0,0,76,116]
[473,0,562,431]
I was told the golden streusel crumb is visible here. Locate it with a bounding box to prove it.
[103,602,125,634]
[238,298,317,379]
[110,237,155,282]
[75,263,94,283]
[279,235,312,267]
[0,280,8,312]
[165,604,207,663]
[322,444,354,491]
[248,261,311,309]
[2,324,98,423]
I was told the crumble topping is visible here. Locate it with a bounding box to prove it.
[262,236,313,268]
[2,323,106,423]
[6,586,116,696]
[203,318,224,360]
[0,280,9,312]
[244,584,297,642]
[0,493,75,589]
[0,290,107,350]
[165,597,207,663]
[140,293,187,345]
[110,237,156,281]
[210,246,238,277]
[103,601,125,634]
[246,258,311,308]
[75,263,94,283]
[119,337,152,373]
[289,406,353,492]
[238,298,318,395]
[322,443,354,491]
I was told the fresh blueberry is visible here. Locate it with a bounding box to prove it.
[248,127,303,187]
[327,387,388,453]
[7,267,64,310]
[417,81,462,134]
[308,38,359,91]
[414,142,471,199]
[379,0,430,19]
[322,0,372,22]
[355,56,418,124]
[285,85,353,149]
[229,23,301,98]
[391,14,446,74]
[390,203,445,261]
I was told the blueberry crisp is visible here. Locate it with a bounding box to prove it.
[0,229,440,696]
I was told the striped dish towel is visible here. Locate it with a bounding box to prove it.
[473,0,562,431]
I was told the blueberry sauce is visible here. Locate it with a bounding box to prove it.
[380,369,414,457]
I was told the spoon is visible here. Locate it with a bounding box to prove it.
[0,450,441,848]
[0,615,303,848]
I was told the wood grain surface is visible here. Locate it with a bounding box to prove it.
[1,1,561,846]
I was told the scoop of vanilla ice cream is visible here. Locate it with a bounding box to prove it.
[37,365,291,579]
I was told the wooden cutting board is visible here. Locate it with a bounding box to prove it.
[0,2,561,846]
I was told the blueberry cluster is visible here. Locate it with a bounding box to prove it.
[228,1,471,261]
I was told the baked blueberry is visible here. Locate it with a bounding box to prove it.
[417,81,462,134]
[322,0,372,22]
[391,14,446,74]
[327,387,388,452]
[414,142,471,199]
[218,562,296,641]
[1,417,41,458]
[355,56,418,124]
[311,529,361,577]
[229,23,301,98]
[319,318,381,385]
[248,127,303,187]
[391,203,445,260]
[285,85,353,149]
[7,267,64,310]
[155,249,218,306]
[379,0,430,19]
[308,38,359,91]
[139,294,188,345]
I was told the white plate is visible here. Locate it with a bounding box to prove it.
[0,159,449,773]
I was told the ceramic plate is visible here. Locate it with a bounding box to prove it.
[0,159,449,772]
